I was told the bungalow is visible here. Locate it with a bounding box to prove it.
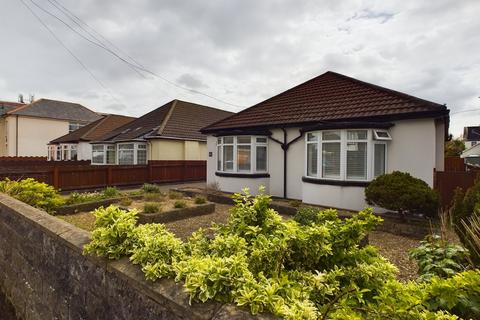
[462,126,480,149]
[48,114,135,161]
[90,99,233,165]
[0,98,101,157]
[201,71,449,212]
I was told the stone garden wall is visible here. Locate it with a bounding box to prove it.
[0,194,268,320]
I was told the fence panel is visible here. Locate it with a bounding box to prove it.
[434,170,479,208]
[0,159,206,191]
[444,157,466,172]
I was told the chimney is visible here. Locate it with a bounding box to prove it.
[18,94,24,104]
[29,94,35,103]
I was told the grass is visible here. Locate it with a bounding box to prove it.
[194,195,207,204]
[174,200,187,208]
[144,202,161,213]
[57,212,95,232]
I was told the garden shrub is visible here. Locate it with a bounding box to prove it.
[174,200,187,208]
[168,191,183,199]
[66,191,104,205]
[365,171,439,217]
[409,234,470,281]
[194,195,207,204]
[451,178,480,265]
[84,187,480,319]
[0,178,65,213]
[142,183,160,193]
[143,202,161,213]
[103,186,119,198]
[119,196,133,207]
[83,205,138,259]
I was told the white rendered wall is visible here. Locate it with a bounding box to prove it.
[215,176,270,195]
[302,184,368,211]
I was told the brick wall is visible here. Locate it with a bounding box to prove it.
[0,194,266,320]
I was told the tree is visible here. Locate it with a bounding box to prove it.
[445,138,465,157]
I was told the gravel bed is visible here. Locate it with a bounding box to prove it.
[369,231,420,281]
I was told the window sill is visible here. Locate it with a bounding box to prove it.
[302,176,369,187]
[215,172,270,178]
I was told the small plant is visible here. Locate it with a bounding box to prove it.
[365,171,440,217]
[119,196,133,207]
[144,193,164,202]
[142,183,160,193]
[103,186,120,198]
[83,205,138,259]
[409,234,470,281]
[0,178,65,213]
[288,199,302,208]
[143,202,161,214]
[194,195,207,204]
[169,191,183,200]
[174,200,187,208]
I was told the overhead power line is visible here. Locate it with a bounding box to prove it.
[30,0,244,110]
[18,0,124,107]
[451,108,480,115]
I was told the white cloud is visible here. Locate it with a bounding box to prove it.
[0,0,478,135]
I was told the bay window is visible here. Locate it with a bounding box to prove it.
[306,129,389,181]
[217,136,268,173]
[92,144,109,164]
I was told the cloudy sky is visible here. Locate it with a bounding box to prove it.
[1,0,479,136]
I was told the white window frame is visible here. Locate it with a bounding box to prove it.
[92,144,110,165]
[373,129,392,141]
[117,142,147,165]
[305,129,390,182]
[216,136,268,174]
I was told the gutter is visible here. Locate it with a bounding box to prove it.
[15,115,18,156]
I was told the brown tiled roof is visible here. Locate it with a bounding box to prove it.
[97,100,233,142]
[0,100,26,115]
[7,98,101,123]
[50,114,135,144]
[201,71,449,133]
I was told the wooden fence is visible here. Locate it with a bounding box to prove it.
[444,157,466,172]
[0,160,206,191]
[434,169,480,208]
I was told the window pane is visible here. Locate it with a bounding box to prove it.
[322,142,340,178]
[71,149,77,161]
[137,144,146,149]
[223,137,234,144]
[118,150,134,165]
[137,149,147,164]
[307,143,318,176]
[92,151,104,164]
[347,142,367,180]
[237,145,251,171]
[223,145,234,171]
[307,132,318,141]
[256,137,267,143]
[237,136,251,144]
[217,146,222,171]
[322,131,341,140]
[92,145,103,151]
[118,144,134,150]
[106,149,116,164]
[256,146,267,171]
[347,130,367,140]
[374,144,386,177]
[217,138,222,144]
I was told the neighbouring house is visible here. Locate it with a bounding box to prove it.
[201,71,449,212]
[48,114,135,161]
[462,125,480,149]
[90,99,233,165]
[0,98,101,157]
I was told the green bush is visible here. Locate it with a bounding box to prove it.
[174,200,187,209]
[409,234,470,281]
[84,187,480,319]
[194,195,207,204]
[83,205,138,259]
[119,196,133,207]
[168,191,183,199]
[103,186,119,198]
[0,178,65,213]
[143,202,161,213]
[142,183,160,193]
[365,171,439,217]
[451,178,480,265]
